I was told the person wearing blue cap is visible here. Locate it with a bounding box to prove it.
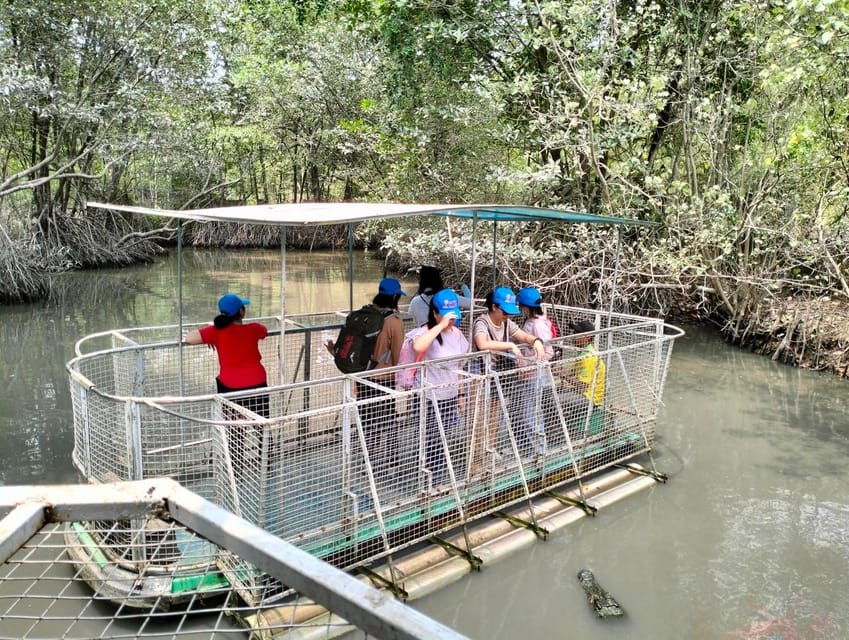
[472,286,546,363]
[406,288,470,485]
[185,293,270,471]
[325,277,407,474]
[367,277,407,374]
[470,286,546,474]
[516,287,556,458]
[185,293,269,410]
[377,277,407,297]
[325,277,407,372]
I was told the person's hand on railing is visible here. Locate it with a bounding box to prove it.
[516,352,534,368]
[184,333,216,351]
[531,337,546,359]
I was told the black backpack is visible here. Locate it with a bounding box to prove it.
[332,305,391,373]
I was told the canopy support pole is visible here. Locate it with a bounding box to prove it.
[469,213,478,334]
[605,226,623,349]
[279,227,287,385]
[347,223,354,312]
[491,219,498,290]
[176,220,184,395]
[607,227,623,316]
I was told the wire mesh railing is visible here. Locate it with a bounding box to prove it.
[0,480,468,639]
[65,306,683,608]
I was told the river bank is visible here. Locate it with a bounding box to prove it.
[0,216,358,304]
[381,240,849,381]
[5,229,849,381]
[738,296,849,377]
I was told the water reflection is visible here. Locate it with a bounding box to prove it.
[0,249,415,485]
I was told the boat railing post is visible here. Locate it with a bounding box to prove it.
[125,399,143,482]
[83,386,93,478]
[341,377,355,524]
[71,377,93,478]
[652,317,666,403]
[279,227,287,386]
[417,387,427,494]
[257,418,270,531]
[133,347,145,397]
[299,329,311,438]
[215,420,243,517]
[469,211,478,336]
[176,219,184,396]
[125,398,146,566]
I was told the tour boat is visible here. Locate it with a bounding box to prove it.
[64,202,683,633]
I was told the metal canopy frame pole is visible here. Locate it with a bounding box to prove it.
[176,220,184,395]
[347,223,354,312]
[491,218,498,290]
[469,213,478,334]
[279,227,287,385]
[604,226,624,351]
[607,226,623,318]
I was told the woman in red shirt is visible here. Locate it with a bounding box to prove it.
[186,293,269,417]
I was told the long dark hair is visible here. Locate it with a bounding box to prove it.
[417,266,444,295]
[426,302,446,345]
[213,311,240,329]
[373,293,400,310]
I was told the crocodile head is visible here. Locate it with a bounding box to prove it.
[577,569,594,585]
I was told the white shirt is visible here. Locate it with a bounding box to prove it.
[409,291,472,328]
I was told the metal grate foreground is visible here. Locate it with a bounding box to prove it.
[0,479,467,640]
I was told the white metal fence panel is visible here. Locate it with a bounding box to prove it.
[0,480,467,640]
[65,307,682,608]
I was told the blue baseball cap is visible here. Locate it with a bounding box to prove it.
[432,288,461,320]
[517,287,543,309]
[492,287,520,315]
[218,293,250,317]
[378,277,407,296]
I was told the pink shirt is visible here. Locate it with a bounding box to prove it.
[418,326,469,400]
[521,315,554,360]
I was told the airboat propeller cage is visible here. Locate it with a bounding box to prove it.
[86,200,653,385]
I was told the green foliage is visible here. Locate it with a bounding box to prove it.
[1,0,848,335]
[0,0,216,220]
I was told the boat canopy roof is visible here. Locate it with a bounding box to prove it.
[87,202,655,227]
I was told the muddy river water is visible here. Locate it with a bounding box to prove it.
[1,249,847,639]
